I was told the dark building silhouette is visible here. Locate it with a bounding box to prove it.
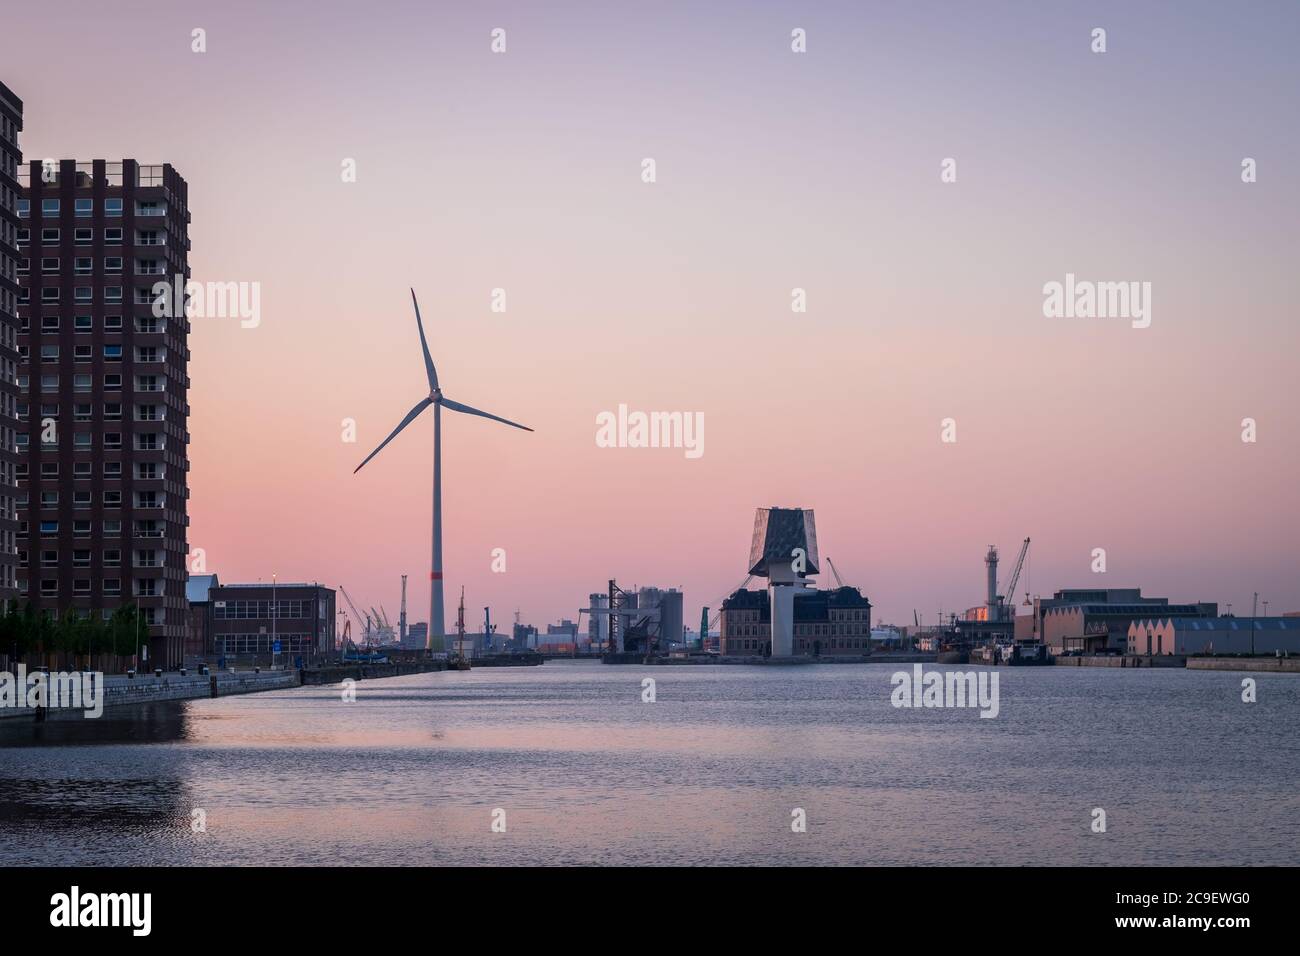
[17,159,191,668]
[206,582,337,666]
[0,82,23,601]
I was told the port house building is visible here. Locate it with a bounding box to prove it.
[720,586,872,656]
[1127,617,1300,656]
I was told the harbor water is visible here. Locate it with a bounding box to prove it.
[1,661,1296,866]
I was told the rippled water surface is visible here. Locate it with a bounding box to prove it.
[1,661,1297,865]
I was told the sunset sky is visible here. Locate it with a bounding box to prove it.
[6,0,1297,631]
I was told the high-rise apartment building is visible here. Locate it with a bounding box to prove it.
[0,83,24,601]
[17,159,191,668]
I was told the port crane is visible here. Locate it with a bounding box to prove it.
[825,557,846,588]
[338,585,372,644]
[1000,537,1030,618]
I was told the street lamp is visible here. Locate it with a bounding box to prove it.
[272,573,278,669]
[1251,592,1258,657]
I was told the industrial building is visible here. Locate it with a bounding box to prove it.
[17,158,192,668]
[511,621,537,650]
[954,539,1030,644]
[402,621,427,649]
[1032,589,1218,654]
[1127,617,1300,657]
[587,592,607,645]
[585,583,684,655]
[200,582,336,666]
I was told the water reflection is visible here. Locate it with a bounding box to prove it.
[0,663,1296,865]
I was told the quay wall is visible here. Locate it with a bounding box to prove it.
[300,660,448,685]
[1186,657,1300,674]
[1055,655,1186,668]
[2,669,299,720]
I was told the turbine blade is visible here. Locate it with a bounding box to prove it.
[440,396,533,432]
[353,397,433,473]
[410,288,439,390]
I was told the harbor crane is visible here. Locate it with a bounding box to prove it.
[338,585,372,643]
[999,537,1030,620]
[826,557,846,588]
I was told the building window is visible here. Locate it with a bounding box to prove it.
[75,198,92,217]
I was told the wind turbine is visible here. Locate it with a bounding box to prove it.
[354,289,533,651]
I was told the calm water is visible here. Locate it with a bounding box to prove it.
[1,661,1297,866]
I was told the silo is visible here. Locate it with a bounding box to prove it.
[658,589,684,646]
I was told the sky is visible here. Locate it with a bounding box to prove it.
[4,0,1298,632]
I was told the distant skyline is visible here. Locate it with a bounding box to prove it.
[4,0,1297,630]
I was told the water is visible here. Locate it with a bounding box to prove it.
[1,661,1297,866]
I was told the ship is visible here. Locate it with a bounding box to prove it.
[997,640,1052,666]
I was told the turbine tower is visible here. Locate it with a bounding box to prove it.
[354,289,533,651]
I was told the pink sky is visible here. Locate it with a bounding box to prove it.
[6,1,1298,629]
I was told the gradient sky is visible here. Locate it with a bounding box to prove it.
[5,0,1298,631]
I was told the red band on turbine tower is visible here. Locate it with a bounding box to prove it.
[430,571,442,580]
